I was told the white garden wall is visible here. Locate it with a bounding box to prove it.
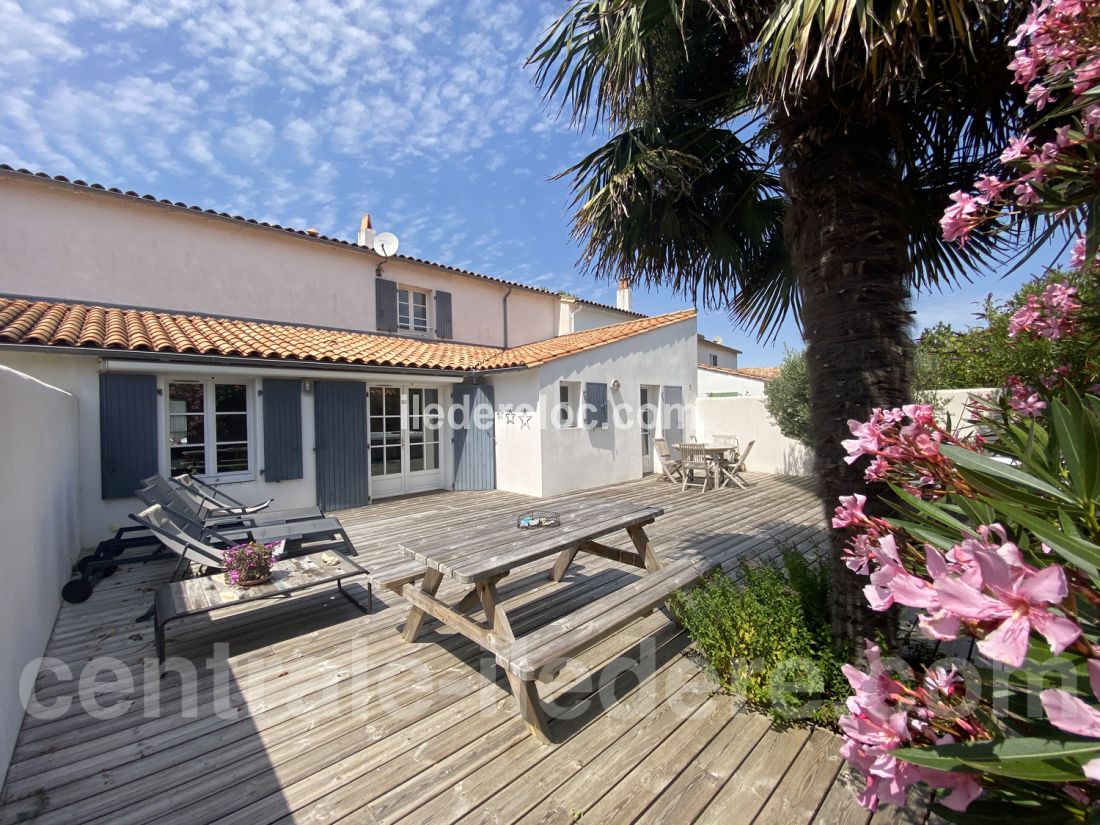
[696,388,996,478]
[0,366,80,783]
[696,396,814,476]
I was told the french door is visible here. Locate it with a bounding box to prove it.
[368,385,444,498]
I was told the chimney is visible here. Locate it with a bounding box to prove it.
[357,213,374,247]
[616,278,632,312]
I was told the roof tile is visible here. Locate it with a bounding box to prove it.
[0,295,695,373]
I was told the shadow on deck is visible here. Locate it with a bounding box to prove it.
[0,473,883,825]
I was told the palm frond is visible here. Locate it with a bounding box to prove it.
[750,0,991,103]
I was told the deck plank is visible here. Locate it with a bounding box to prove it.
[0,473,841,825]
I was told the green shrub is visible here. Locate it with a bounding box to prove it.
[763,348,813,447]
[672,548,849,726]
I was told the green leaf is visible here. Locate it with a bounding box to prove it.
[895,736,1100,782]
[991,501,1100,576]
[1050,396,1099,502]
[888,518,958,550]
[890,486,978,536]
[942,445,1077,505]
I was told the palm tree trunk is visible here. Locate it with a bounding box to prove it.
[779,117,913,645]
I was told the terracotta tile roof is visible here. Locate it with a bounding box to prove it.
[0,296,498,371]
[0,165,644,319]
[483,309,697,369]
[0,296,696,372]
[699,364,780,381]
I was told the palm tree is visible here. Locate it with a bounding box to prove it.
[530,1,1028,641]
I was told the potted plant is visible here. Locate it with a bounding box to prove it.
[223,540,284,587]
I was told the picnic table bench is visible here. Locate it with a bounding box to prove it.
[395,500,702,742]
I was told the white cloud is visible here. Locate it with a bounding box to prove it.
[222,117,275,163]
[284,117,319,164]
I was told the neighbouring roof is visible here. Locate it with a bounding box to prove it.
[480,309,697,369]
[699,364,780,381]
[697,334,742,355]
[0,165,644,319]
[0,296,695,373]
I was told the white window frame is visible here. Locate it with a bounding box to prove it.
[557,381,582,429]
[165,378,255,482]
[397,285,431,334]
[708,353,718,366]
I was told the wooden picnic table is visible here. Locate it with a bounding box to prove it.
[395,499,667,740]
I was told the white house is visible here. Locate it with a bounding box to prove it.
[0,165,699,547]
[694,334,776,396]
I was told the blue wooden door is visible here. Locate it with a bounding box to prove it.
[314,380,369,510]
[452,383,496,491]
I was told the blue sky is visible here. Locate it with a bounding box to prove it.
[0,1,1056,365]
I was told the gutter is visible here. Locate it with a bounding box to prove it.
[502,286,513,349]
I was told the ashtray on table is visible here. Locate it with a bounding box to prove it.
[516,511,561,530]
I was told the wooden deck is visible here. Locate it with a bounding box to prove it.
[0,474,889,825]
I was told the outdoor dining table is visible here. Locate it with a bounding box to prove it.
[679,443,739,490]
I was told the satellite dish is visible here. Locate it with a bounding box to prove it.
[373,232,400,257]
[357,227,376,249]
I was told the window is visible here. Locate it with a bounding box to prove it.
[397,287,429,333]
[557,381,581,428]
[168,381,251,478]
[708,354,718,366]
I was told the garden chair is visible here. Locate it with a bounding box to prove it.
[653,437,683,482]
[678,443,712,493]
[720,440,754,489]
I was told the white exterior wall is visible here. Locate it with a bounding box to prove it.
[490,370,544,497]
[532,318,698,497]
[0,175,558,347]
[0,366,79,782]
[566,302,635,333]
[0,350,463,547]
[697,339,740,370]
[698,368,766,397]
[0,351,322,547]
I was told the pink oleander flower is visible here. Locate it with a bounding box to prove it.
[833,494,868,529]
[1000,135,1034,163]
[940,190,985,244]
[935,551,1081,667]
[864,456,890,483]
[843,419,883,464]
[1041,660,1100,780]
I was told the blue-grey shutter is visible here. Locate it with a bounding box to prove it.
[100,373,158,499]
[584,382,608,427]
[314,380,369,510]
[662,385,684,448]
[376,278,398,333]
[262,378,303,482]
[435,290,453,339]
[453,383,496,491]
